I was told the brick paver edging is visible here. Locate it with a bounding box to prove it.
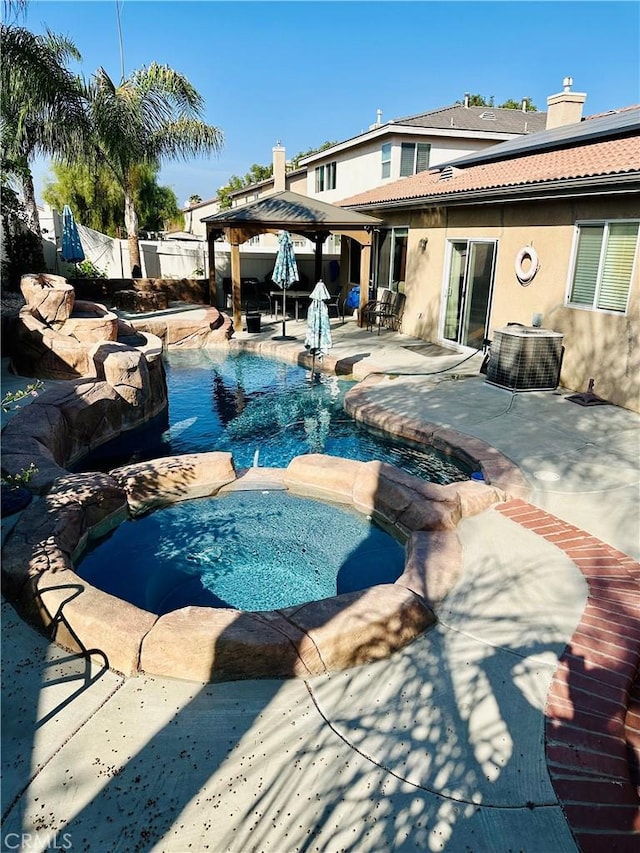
[497,499,640,852]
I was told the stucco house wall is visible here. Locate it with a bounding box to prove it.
[388,196,639,411]
[305,134,515,205]
[183,200,219,239]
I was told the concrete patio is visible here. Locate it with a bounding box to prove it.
[2,311,638,851]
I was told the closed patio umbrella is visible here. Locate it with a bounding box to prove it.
[271,230,299,340]
[304,279,332,381]
[60,204,85,276]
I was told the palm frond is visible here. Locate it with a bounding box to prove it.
[1,24,89,169]
[149,119,224,161]
[130,62,204,118]
[1,25,80,108]
[41,27,82,63]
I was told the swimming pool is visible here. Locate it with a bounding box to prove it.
[76,490,406,614]
[82,349,469,484]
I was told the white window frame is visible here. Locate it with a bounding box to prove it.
[381,143,391,179]
[399,142,431,178]
[314,163,337,193]
[566,219,639,316]
[326,161,337,190]
[374,226,409,292]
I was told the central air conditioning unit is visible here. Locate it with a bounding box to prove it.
[486,325,564,391]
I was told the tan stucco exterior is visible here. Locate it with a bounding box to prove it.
[368,197,639,412]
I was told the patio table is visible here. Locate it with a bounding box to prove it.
[269,289,311,321]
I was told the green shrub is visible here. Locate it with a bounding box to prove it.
[73,259,107,278]
[0,184,46,290]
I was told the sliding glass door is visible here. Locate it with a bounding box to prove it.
[443,240,496,347]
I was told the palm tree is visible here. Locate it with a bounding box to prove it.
[1,23,87,244]
[84,63,223,276]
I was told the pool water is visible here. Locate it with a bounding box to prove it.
[77,491,406,613]
[82,350,469,484]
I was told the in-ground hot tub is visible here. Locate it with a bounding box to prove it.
[1,452,504,683]
[76,489,407,614]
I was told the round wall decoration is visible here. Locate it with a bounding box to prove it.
[515,245,539,285]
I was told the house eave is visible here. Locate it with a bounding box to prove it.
[299,125,527,165]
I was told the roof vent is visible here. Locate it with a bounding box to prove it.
[369,108,384,130]
[439,165,462,181]
[479,111,496,120]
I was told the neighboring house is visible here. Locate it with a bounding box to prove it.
[297,96,546,205]
[183,94,546,255]
[339,102,640,412]
[181,147,306,239]
[181,146,324,257]
[182,196,221,240]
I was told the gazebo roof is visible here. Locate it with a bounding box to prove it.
[201,190,381,233]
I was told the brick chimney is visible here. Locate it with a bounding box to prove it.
[272,142,286,192]
[546,77,587,129]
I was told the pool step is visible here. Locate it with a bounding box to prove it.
[221,467,288,492]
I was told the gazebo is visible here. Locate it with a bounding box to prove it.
[201,190,382,330]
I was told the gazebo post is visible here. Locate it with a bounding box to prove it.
[230,233,242,331]
[206,227,220,307]
[339,236,349,296]
[359,237,372,326]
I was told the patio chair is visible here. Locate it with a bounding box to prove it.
[326,286,345,323]
[363,290,405,335]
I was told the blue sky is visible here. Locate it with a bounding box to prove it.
[26,0,640,208]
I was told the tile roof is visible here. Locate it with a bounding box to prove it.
[585,104,640,120]
[440,107,640,169]
[339,135,640,209]
[393,104,547,135]
[300,105,548,166]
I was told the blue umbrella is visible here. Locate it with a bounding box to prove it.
[304,279,332,380]
[271,230,299,340]
[61,204,85,275]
